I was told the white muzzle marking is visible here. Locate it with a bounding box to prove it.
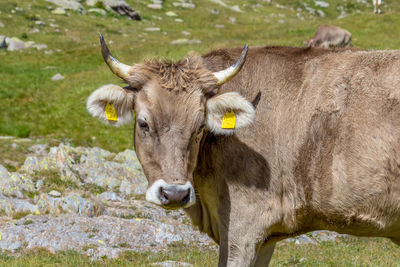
[145,179,196,208]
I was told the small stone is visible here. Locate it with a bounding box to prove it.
[49,190,61,197]
[11,143,18,148]
[314,1,329,8]
[36,180,44,190]
[86,0,99,6]
[51,73,64,81]
[175,18,183,23]
[88,8,106,16]
[278,19,285,23]
[45,50,54,55]
[28,28,40,34]
[229,17,236,24]
[211,9,219,15]
[52,7,66,15]
[230,5,242,12]
[0,21,4,28]
[181,31,190,36]
[34,44,48,50]
[98,191,121,202]
[170,39,201,45]
[172,2,195,8]
[7,37,26,51]
[147,4,162,9]
[50,23,59,28]
[166,11,178,17]
[151,261,193,267]
[144,27,160,32]
[215,24,224,28]
[35,20,45,26]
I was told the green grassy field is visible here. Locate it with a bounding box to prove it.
[1,0,400,152]
[0,237,399,266]
[1,0,400,265]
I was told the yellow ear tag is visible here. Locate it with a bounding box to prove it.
[105,102,118,121]
[221,110,236,129]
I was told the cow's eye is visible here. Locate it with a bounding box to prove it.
[138,119,149,132]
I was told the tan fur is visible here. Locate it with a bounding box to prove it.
[308,25,352,48]
[88,45,400,266]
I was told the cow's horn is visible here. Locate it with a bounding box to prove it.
[99,33,131,80]
[213,44,248,85]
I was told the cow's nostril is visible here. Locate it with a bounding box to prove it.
[159,187,190,207]
[182,189,190,205]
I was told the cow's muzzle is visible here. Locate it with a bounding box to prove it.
[145,179,195,209]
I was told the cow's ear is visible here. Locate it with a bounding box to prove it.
[206,92,255,135]
[86,84,134,126]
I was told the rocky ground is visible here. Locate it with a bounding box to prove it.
[0,137,351,263]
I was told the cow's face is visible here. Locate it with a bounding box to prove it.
[87,35,255,209]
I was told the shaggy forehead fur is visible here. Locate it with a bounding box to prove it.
[128,55,218,94]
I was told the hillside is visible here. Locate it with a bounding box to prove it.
[1,0,400,266]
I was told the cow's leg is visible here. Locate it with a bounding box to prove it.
[218,223,267,267]
[251,241,276,267]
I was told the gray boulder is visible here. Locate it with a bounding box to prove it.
[46,0,85,13]
[102,0,141,20]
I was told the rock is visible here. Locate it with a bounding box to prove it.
[11,143,18,148]
[34,44,48,50]
[230,5,242,12]
[0,21,4,28]
[28,28,40,34]
[35,20,45,26]
[51,73,64,81]
[51,7,67,15]
[119,179,132,197]
[172,2,195,9]
[29,144,48,155]
[0,36,6,49]
[166,11,178,17]
[98,192,121,202]
[46,0,85,13]
[175,18,183,23]
[59,194,104,217]
[88,8,106,15]
[151,261,193,267]
[0,194,40,216]
[144,27,160,32]
[86,0,99,6]
[7,37,26,51]
[36,180,44,190]
[148,4,162,9]
[314,1,329,8]
[181,31,190,36]
[48,190,61,197]
[215,24,224,28]
[170,39,201,45]
[102,0,141,20]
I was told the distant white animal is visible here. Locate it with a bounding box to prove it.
[373,0,382,14]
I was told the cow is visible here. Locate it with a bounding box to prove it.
[308,25,351,48]
[87,34,400,266]
[373,0,382,14]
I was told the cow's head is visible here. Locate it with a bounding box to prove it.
[87,34,255,209]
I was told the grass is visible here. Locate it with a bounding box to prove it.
[1,0,400,152]
[32,169,79,193]
[0,237,399,266]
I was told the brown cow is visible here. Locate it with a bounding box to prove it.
[87,34,400,266]
[308,25,351,48]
